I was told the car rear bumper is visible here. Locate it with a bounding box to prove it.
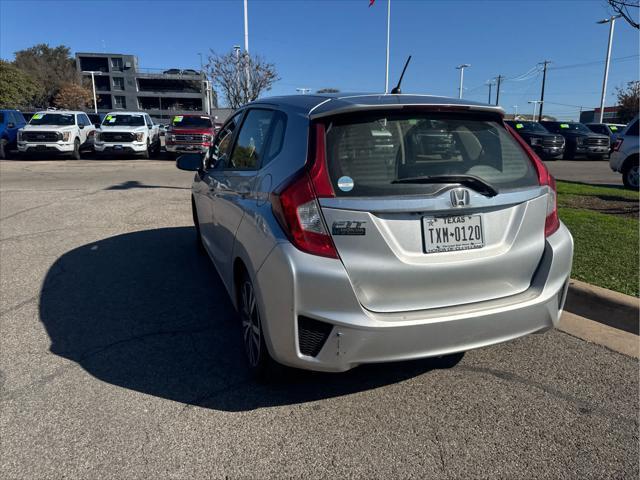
[18,142,74,153]
[255,223,573,372]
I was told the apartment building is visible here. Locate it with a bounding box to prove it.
[75,52,216,123]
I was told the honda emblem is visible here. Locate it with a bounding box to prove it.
[450,188,470,207]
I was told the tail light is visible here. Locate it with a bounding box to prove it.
[270,124,338,258]
[613,138,623,152]
[507,125,560,237]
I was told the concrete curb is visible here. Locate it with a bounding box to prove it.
[564,279,639,335]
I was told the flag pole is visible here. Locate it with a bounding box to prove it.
[385,0,391,93]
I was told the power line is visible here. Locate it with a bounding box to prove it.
[549,54,639,71]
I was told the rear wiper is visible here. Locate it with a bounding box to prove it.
[391,174,498,197]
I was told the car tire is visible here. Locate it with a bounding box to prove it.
[622,157,639,190]
[0,138,8,160]
[70,138,81,160]
[237,271,277,381]
[140,141,150,159]
[191,196,205,253]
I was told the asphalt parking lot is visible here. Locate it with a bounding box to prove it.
[1,159,637,479]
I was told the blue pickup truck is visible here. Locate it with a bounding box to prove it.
[0,109,28,159]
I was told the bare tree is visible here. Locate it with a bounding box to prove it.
[608,0,639,28]
[615,80,640,122]
[205,49,279,109]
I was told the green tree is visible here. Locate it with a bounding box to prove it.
[0,60,42,109]
[615,81,640,123]
[14,44,78,106]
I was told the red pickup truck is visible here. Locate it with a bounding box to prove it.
[165,115,215,157]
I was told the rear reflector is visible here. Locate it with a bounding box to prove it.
[613,138,623,152]
[298,316,333,357]
[506,124,560,237]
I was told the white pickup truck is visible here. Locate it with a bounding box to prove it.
[95,111,160,158]
[17,110,95,159]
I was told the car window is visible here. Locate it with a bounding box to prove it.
[15,112,25,124]
[227,109,279,170]
[82,114,92,126]
[263,112,287,166]
[146,115,154,126]
[208,112,243,169]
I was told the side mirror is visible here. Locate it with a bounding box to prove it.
[7,122,15,129]
[176,153,204,171]
[79,124,85,129]
[148,125,153,129]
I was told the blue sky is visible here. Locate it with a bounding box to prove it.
[1,0,638,119]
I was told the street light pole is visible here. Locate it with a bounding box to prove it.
[82,70,99,114]
[513,105,518,116]
[597,15,621,123]
[528,100,542,121]
[456,64,471,99]
[384,0,391,93]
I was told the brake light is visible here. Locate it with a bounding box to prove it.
[613,138,623,152]
[506,124,560,237]
[270,123,338,258]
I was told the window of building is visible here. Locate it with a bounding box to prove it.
[113,95,127,109]
[111,57,124,72]
[112,77,125,91]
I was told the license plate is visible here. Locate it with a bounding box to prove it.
[113,145,123,150]
[423,215,484,253]
[36,145,47,150]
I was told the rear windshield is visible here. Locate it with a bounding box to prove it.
[171,116,212,128]
[324,113,539,197]
[102,114,145,126]
[29,113,75,126]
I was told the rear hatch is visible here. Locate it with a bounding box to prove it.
[317,109,549,313]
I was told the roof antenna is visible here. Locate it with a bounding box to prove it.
[390,55,411,94]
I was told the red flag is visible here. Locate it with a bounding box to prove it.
[369,0,375,6]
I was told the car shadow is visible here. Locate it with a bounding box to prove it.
[39,227,456,411]
[105,180,189,190]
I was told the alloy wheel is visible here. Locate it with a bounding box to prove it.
[240,280,261,367]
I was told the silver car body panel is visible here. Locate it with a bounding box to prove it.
[188,93,574,371]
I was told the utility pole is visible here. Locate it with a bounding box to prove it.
[597,15,621,123]
[513,105,518,116]
[538,60,550,121]
[385,0,391,93]
[495,75,503,106]
[486,80,493,104]
[243,0,251,95]
[456,64,471,99]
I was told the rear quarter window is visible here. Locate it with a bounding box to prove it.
[324,112,539,197]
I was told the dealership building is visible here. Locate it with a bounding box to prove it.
[75,52,222,123]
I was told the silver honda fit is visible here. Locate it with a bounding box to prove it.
[177,94,573,376]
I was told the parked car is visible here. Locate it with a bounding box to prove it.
[95,111,160,158]
[165,114,215,157]
[163,69,181,75]
[506,120,565,160]
[539,121,609,159]
[87,113,105,128]
[176,94,573,377]
[609,115,639,189]
[585,123,626,153]
[181,69,199,75]
[0,109,27,159]
[17,110,95,159]
[157,124,168,136]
